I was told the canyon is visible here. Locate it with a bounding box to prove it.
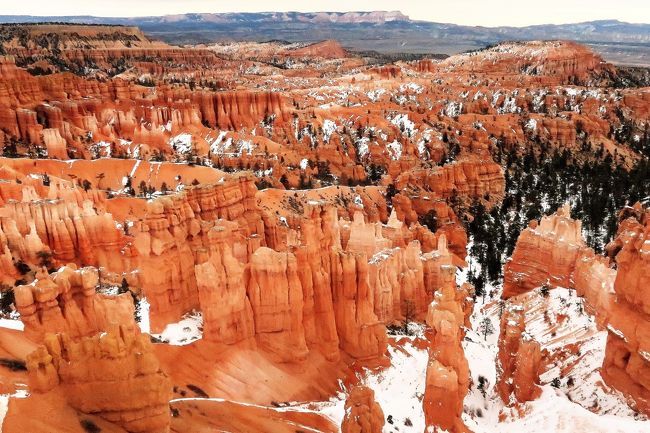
[0,21,648,433]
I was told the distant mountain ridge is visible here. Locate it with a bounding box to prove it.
[1,12,650,65]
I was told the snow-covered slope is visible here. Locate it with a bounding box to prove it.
[463,282,649,433]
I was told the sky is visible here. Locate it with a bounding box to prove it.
[1,0,649,27]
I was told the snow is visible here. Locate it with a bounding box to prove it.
[367,88,387,102]
[365,341,428,432]
[444,101,463,117]
[323,120,337,143]
[356,137,370,158]
[151,311,203,345]
[498,95,521,114]
[1,386,30,431]
[170,133,193,154]
[90,141,112,159]
[0,394,7,432]
[138,297,150,334]
[525,118,538,132]
[417,139,428,158]
[462,277,647,433]
[237,140,254,156]
[468,386,650,433]
[399,83,424,94]
[0,318,23,331]
[390,113,416,137]
[295,337,428,433]
[386,140,402,161]
[300,158,310,170]
[209,131,230,155]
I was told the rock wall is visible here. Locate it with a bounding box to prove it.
[26,325,172,433]
[503,203,588,299]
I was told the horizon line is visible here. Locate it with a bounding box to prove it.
[1,11,649,28]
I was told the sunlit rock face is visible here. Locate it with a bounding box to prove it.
[503,203,588,299]
[422,281,473,433]
[341,385,385,433]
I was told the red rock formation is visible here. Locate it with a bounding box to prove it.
[290,40,347,59]
[496,306,542,404]
[439,41,616,86]
[504,203,650,415]
[14,265,136,341]
[26,326,172,433]
[341,385,385,433]
[422,282,473,433]
[503,203,588,298]
[601,203,650,416]
[396,156,505,207]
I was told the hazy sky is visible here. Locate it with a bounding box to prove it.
[2,0,649,27]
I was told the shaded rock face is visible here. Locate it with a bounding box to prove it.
[341,385,385,433]
[26,326,172,433]
[496,306,542,404]
[503,202,650,415]
[422,282,473,433]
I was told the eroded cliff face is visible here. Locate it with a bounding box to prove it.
[26,326,172,433]
[503,203,588,298]
[503,203,650,415]
[1,24,649,433]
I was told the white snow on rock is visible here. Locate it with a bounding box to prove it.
[399,83,424,94]
[90,141,112,159]
[525,118,538,132]
[170,133,192,154]
[323,119,337,143]
[1,386,30,431]
[137,297,150,334]
[356,137,370,158]
[293,337,428,433]
[367,88,387,102]
[237,140,254,156]
[209,131,230,155]
[462,277,648,433]
[386,140,402,161]
[151,311,203,346]
[365,340,428,432]
[300,158,310,170]
[390,113,416,137]
[444,101,463,117]
[0,318,24,331]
